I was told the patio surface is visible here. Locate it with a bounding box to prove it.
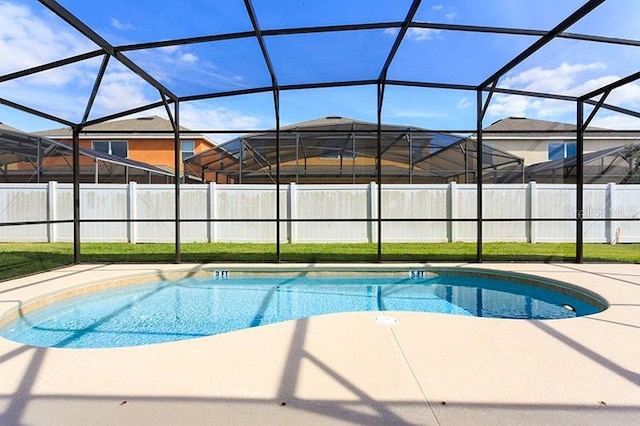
[0,262,639,425]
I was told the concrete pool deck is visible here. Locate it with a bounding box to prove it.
[0,262,639,425]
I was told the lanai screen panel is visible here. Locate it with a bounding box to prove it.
[0,0,639,263]
[184,117,524,184]
[526,143,640,184]
[0,1,636,132]
[0,126,174,183]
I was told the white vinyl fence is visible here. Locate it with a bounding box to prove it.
[0,182,638,244]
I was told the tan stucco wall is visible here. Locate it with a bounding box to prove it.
[486,137,637,166]
[25,138,215,171]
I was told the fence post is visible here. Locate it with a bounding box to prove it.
[47,181,57,243]
[369,182,377,243]
[208,182,217,243]
[288,182,296,243]
[448,181,457,243]
[128,181,137,244]
[607,182,616,244]
[529,181,537,244]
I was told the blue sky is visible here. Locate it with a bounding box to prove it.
[1,0,639,138]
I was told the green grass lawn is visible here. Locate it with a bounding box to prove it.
[0,242,638,282]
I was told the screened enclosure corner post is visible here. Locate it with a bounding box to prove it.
[576,101,585,263]
[376,82,385,263]
[72,125,81,264]
[268,84,288,263]
[242,0,282,262]
[476,89,484,263]
[275,90,281,263]
[173,102,181,263]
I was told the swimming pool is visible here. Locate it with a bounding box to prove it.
[0,269,606,349]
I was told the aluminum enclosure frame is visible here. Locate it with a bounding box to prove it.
[0,0,639,263]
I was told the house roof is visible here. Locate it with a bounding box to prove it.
[279,116,386,131]
[0,123,23,133]
[480,117,638,139]
[33,116,215,145]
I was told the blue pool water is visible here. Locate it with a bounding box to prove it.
[0,273,602,349]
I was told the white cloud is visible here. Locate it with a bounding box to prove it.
[93,65,155,113]
[388,109,448,120]
[165,49,245,89]
[457,97,472,109]
[150,46,197,65]
[179,104,262,130]
[407,28,441,41]
[488,62,640,123]
[3,59,96,88]
[110,18,133,31]
[429,4,456,22]
[501,62,608,95]
[384,28,399,37]
[158,45,180,54]
[124,103,265,142]
[486,94,532,118]
[0,2,165,126]
[590,114,640,130]
[606,83,640,108]
[180,53,199,64]
[1,87,87,122]
[0,1,95,75]
[176,104,266,143]
[0,0,106,121]
[383,27,440,41]
[530,99,575,119]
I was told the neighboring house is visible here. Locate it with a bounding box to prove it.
[11,115,637,185]
[34,116,216,179]
[184,116,524,184]
[479,117,639,167]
